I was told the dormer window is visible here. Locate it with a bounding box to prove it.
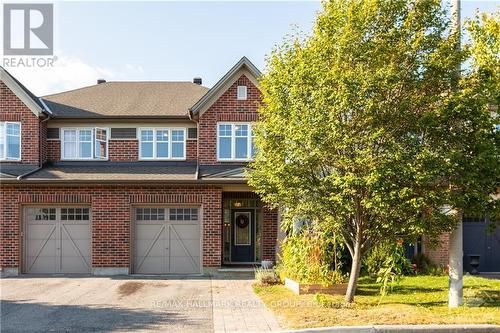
[61,127,108,160]
[0,122,21,161]
[237,85,247,100]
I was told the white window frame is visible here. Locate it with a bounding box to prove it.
[237,85,247,100]
[0,121,21,161]
[60,127,109,161]
[138,127,186,160]
[217,122,255,161]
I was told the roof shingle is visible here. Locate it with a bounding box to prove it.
[42,81,209,118]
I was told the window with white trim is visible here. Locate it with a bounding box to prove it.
[139,128,186,160]
[61,128,108,160]
[0,122,21,160]
[237,85,247,100]
[217,123,255,161]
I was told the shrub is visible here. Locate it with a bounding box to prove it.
[276,232,346,286]
[254,267,280,285]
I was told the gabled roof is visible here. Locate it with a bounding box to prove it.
[189,57,261,117]
[42,81,209,118]
[0,67,46,117]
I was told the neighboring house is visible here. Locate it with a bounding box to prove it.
[1,57,498,277]
[0,57,278,276]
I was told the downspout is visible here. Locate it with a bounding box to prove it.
[17,101,52,180]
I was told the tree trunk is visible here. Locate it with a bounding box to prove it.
[345,238,362,303]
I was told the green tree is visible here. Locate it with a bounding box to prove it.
[249,0,499,303]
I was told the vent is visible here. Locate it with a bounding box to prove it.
[110,128,137,139]
[187,127,198,139]
[47,128,60,139]
[193,77,202,85]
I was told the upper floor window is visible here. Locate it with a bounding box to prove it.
[237,85,247,100]
[0,122,21,161]
[217,123,255,161]
[139,128,185,160]
[61,128,108,160]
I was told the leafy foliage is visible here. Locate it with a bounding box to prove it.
[375,240,413,297]
[254,267,280,286]
[277,226,346,285]
[249,0,499,303]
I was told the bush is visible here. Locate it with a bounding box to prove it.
[254,267,280,285]
[276,232,346,286]
[411,253,447,276]
[363,242,393,277]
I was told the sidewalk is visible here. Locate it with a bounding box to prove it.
[211,274,281,333]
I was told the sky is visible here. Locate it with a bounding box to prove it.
[2,1,499,97]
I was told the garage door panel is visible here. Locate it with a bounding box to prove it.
[171,225,199,239]
[169,239,200,257]
[61,224,90,237]
[134,256,164,274]
[26,239,57,257]
[135,241,165,257]
[169,256,200,274]
[25,207,90,274]
[134,207,200,274]
[27,256,57,274]
[61,256,89,273]
[135,225,165,240]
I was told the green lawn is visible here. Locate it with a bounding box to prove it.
[253,275,500,328]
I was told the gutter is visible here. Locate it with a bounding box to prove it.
[16,101,52,181]
[16,166,43,181]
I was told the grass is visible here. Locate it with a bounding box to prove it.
[253,275,500,328]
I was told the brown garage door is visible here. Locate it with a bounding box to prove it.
[24,207,91,274]
[134,207,201,274]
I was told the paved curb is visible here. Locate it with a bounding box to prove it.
[280,324,500,333]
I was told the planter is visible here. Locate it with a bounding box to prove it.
[284,277,347,295]
[261,260,273,269]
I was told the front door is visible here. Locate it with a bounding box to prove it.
[231,210,254,262]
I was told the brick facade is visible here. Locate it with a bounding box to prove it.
[108,139,139,162]
[0,185,224,270]
[262,207,278,262]
[423,233,450,267]
[47,139,60,162]
[0,66,280,275]
[198,75,261,165]
[0,81,41,165]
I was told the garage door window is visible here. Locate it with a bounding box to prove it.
[169,208,198,221]
[61,208,90,220]
[136,208,165,221]
[27,208,56,221]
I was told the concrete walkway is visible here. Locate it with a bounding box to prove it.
[211,274,281,332]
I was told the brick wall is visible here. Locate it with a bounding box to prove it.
[186,139,197,161]
[423,233,450,267]
[47,140,60,162]
[262,206,278,262]
[108,140,138,162]
[0,81,41,165]
[198,75,261,164]
[0,185,223,270]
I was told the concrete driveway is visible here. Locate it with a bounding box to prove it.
[0,275,280,333]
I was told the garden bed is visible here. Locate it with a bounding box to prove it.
[284,278,347,295]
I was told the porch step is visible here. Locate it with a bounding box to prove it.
[217,268,255,273]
